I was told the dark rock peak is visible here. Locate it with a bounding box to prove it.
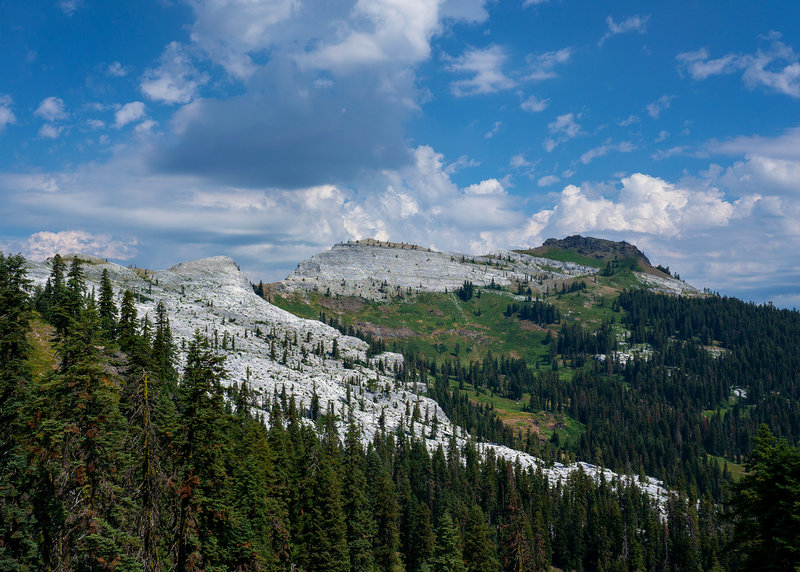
[542,235,651,266]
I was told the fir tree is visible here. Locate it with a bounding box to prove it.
[431,511,466,572]
[98,268,117,340]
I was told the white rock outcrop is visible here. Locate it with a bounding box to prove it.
[282,239,599,300]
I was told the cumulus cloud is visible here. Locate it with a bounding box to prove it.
[464,179,506,195]
[0,95,15,132]
[448,45,515,96]
[35,97,68,122]
[521,94,550,112]
[141,42,209,104]
[600,15,649,45]
[18,230,137,261]
[537,173,736,238]
[188,0,462,80]
[544,113,582,151]
[677,34,800,98]
[114,102,146,128]
[646,94,674,118]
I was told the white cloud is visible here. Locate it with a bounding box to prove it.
[538,175,560,187]
[510,154,532,169]
[107,61,129,77]
[541,173,735,237]
[652,146,687,160]
[4,138,799,305]
[677,35,800,98]
[39,124,64,139]
[600,15,649,45]
[448,45,515,96]
[580,141,635,164]
[544,113,582,151]
[58,0,82,17]
[523,48,571,81]
[619,114,640,127]
[141,42,208,104]
[134,120,159,135]
[521,94,550,112]
[18,230,137,261]
[187,0,468,80]
[523,0,549,5]
[445,155,480,174]
[0,95,15,132]
[114,102,146,129]
[464,179,505,195]
[35,97,68,122]
[484,121,502,139]
[440,0,489,23]
[646,94,674,118]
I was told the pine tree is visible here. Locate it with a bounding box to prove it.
[368,448,402,571]
[118,290,138,352]
[305,446,349,571]
[98,268,117,340]
[410,501,436,572]
[431,511,466,572]
[729,424,800,570]
[0,253,40,567]
[463,505,498,572]
[342,420,376,571]
[175,332,230,571]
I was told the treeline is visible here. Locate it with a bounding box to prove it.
[405,289,800,502]
[619,289,800,446]
[0,254,738,571]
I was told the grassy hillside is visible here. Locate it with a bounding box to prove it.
[269,276,637,439]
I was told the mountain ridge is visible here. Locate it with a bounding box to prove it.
[279,235,696,300]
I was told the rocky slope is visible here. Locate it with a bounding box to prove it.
[27,253,664,499]
[280,237,698,300]
[281,238,599,300]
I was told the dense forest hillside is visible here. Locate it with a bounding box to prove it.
[2,243,799,570]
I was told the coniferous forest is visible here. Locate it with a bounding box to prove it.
[2,253,799,571]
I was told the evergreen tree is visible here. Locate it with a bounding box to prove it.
[463,505,498,572]
[175,332,230,571]
[729,425,800,570]
[431,511,466,572]
[0,253,40,567]
[342,420,376,571]
[98,268,117,340]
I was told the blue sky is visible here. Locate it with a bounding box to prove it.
[2,1,800,306]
